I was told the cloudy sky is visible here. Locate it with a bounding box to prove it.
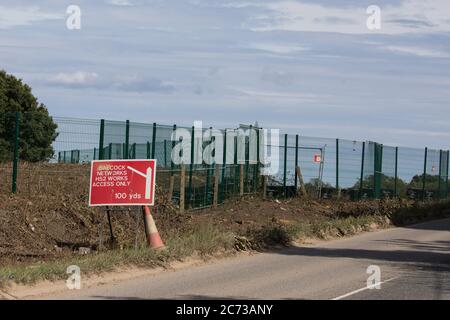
[1,0,450,149]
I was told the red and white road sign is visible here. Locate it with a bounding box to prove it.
[89,159,156,206]
[314,154,322,163]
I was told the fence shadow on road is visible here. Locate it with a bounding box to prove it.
[400,218,450,231]
[273,243,450,270]
[269,225,450,297]
[372,238,450,252]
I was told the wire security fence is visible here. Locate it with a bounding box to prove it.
[1,112,449,211]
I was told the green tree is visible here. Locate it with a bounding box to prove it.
[0,70,58,162]
[352,174,408,195]
[304,178,332,195]
[409,174,440,190]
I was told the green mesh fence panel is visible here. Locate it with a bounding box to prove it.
[220,164,239,202]
[128,121,152,160]
[358,141,373,199]
[0,115,96,195]
[284,134,296,190]
[296,136,327,197]
[381,145,397,198]
[397,147,427,200]
[9,114,448,206]
[332,139,364,200]
[439,150,449,199]
[103,120,126,159]
[53,117,100,163]
[425,148,441,199]
[297,136,336,199]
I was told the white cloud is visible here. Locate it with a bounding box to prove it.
[385,46,450,58]
[45,71,175,93]
[0,6,63,29]
[231,0,450,35]
[233,87,319,102]
[248,43,309,54]
[111,74,175,93]
[52,71,99,85]
[106,0,135,6]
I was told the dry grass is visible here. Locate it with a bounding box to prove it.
[0,222,234,287]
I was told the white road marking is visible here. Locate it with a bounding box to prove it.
[331,277,399,300]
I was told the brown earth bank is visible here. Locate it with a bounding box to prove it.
[1,163,450,286]
[1,189,450,265]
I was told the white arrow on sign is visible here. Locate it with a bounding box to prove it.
[127,166,153,199]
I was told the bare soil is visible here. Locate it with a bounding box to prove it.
[0,163,448,266]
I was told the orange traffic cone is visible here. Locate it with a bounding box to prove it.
[143,205,165,249]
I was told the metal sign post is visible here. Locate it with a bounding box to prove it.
[89,159,163,249]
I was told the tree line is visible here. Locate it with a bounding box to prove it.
[0,70,57,162]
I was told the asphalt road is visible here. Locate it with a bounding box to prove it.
[45,218,450,300]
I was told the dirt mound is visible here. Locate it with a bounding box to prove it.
[0,191,352,264]
[0,162,439,266]
[0,187,188,264]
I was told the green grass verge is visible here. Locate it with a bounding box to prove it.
[0,223,234,287]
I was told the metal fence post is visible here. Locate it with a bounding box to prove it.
[234,135,239,195]
[168,125,176,201]
[380,144,384,195]
[336,138,340,198]
[204,127,213,206]
[438,150,443,199]
[445,150,450,199]
[374,143,383,199]
[422,147,428,201]
[146,142,150,159]
[108,143,112,159]
[245,125,251,193]
[93,148,97,161]
[221,130,227,202]
[283,134,288,198]
[99,119,105,160]
[213,164,219,207]
[171,124,177,173]
[394,147,399,198]
[188,126,194,207]
[164,140,167,167]
[125,120,130,159]
[255,128,260,192]
[239,163,244,196]
[11,111,20,194]
[180,164,185,213]
[151,123,156,159]
[359,141,365,199]
[294,135,299,193]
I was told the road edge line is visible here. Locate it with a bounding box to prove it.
[331,277,399,300]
